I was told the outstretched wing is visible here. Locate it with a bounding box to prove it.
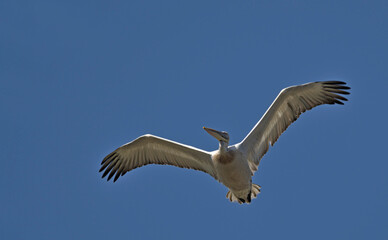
[100,134,217,182]
[237,81,350,173]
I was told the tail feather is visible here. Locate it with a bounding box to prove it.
[251,184,261,197]
[226,191,243,204]
[226,184,261,204]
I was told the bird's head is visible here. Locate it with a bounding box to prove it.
[203,127,229,145]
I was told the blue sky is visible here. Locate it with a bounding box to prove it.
[1,0,387,239]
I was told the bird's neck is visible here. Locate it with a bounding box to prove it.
[219,141,228,153]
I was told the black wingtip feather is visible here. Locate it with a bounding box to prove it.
[333,94,348,101]
[323,81,346,85]
[107,169,117,181]
[101,152,115,165]
[325,85,351,91]
[114,174,120,182]
[102,170,110,178]
[335,86,351,90]
[334,99,344,105]
[332,90,350,95]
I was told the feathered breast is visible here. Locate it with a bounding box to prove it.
[213,150,236,164]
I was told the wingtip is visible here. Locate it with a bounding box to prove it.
[99,165,106,172]
[102,170,109,179]
[107,173,114,181]
[334,99,345,105]
[323,80,347,85]
[102,152,116,165]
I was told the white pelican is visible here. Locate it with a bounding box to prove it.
[100,81,350,204]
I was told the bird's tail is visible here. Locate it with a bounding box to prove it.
[226,184,261,204]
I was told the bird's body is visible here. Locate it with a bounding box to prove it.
[211,145,253,203]
[100,81,350,204]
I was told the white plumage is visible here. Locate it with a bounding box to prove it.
[100,81,350,204]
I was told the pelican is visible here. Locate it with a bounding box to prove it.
[100,81,350,204]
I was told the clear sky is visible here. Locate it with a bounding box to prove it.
[1,1,387,239]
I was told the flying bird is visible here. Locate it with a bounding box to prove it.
[100,81,350,204]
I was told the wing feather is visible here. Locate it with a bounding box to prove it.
[237,81,350,173]
[100,134,217,182]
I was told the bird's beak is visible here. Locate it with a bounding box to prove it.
[203,127,225,141]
